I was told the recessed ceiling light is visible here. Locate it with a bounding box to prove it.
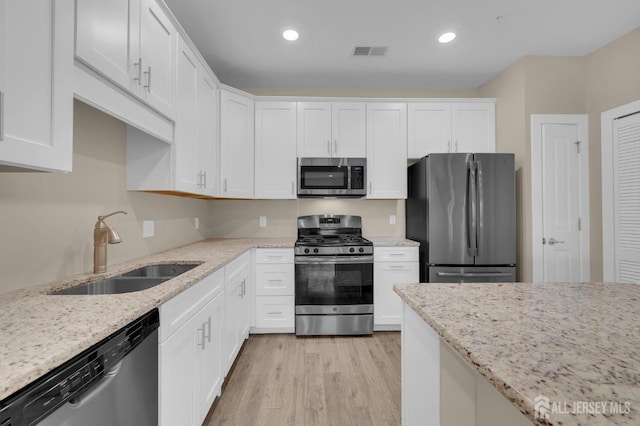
[282,29,299,41]
[438,32,456,43]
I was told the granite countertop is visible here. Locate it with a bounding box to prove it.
[394,282,640,426]
[0,238,293,402]
[0,236,415,402]
[367,236,419,247]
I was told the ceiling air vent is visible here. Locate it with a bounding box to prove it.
[353,46,388,57]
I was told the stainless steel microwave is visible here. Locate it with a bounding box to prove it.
[297,158,367,197]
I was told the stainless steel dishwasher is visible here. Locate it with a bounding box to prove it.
[0,309,159,426]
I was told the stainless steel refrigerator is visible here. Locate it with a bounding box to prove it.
[406,153,516,283]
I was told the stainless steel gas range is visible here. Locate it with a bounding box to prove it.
[294,215,373,336]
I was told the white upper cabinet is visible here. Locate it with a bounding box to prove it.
[408,101,495,158]
[0,0,74,172]
[174,36,199,194]
[174,36,218,197]
[255,101,297,199]
[76,0,176,119]
[219,89,254,198]
[297,102,365,158]
[366,103,407,199]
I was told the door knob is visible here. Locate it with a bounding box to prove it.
[547,238,565,246]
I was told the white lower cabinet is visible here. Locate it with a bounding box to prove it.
[223,252,251,374]
[159,269,224,426]
[374,247,419,328]
[253,248,295,333]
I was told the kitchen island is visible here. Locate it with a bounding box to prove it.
[394,282,640,426]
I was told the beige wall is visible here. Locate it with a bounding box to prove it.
[584,27,640,281]
[207,199,405,238]
[0,101,212,294]
[478,26,640,282]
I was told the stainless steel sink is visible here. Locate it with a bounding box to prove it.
[121,264,198,278]
[52,263,199,295]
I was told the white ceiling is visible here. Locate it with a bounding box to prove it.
[165,0,640,90]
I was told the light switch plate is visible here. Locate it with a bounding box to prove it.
[390,215,397,225]
[143,220,154,238]
[194,217,200,229]
[259,216,267,227]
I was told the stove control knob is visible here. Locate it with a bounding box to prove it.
[314,248,319,254]
[304,248,309,254]
[349,248,355,253]
[359,247,364,253]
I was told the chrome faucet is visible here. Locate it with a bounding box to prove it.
[94,211,127,273]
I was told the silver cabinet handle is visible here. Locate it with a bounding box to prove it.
[202,171,207,188]
[242,279,247,297]
[205,316,212,343]
[144,66,152,92]
[447,140,451,152]
[196,171,202,188]
[327,140,330,154]
[267,311,283,315]
[334,140,337,154]
[223,178,228,192]
[197,325,205,349]
[133,58,142,85]
[548,238,565,246]
[389,265,407,269]
[0,91,4,141]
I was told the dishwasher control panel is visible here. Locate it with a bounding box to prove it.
[0,309,159,426]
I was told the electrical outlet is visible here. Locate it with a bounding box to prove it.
[194,217,200,230]
[390,215,397,225]
[259,216,267,227]
[143,220,154,238]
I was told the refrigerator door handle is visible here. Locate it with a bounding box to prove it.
[467,162,478,256]
[476,160,484,257]
[436,272,513,278]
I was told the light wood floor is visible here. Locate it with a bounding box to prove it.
[204,332,401,426]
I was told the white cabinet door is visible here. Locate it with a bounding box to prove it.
[374,261,419,326]
[255,295,295,329]
[451,102,496,153]
[297,102,332,157]
[220,89,254,198]
[408,103,452,158]
[332,102,366,157]
[174,37,199,193]
[238,266,251,339]
[159,315,197,426]
[255,101,297,199]
[0,0,73,172]
[366,103,407,199]
[75,0,133,91]
[223,274,240,374]
[137,0,175,118]
[196,70,218,197]
[195,291,224,424]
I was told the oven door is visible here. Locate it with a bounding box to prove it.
[298,165,349,194]
[294,255,373,306]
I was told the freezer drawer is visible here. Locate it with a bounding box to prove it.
[428,266,516,283]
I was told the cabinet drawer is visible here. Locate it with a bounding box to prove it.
[225,251,250,281]
[255,296,294,329]
[255,264,294,296]
[159,268,224,343]
[255,248,294,264]
[374,247,419,262]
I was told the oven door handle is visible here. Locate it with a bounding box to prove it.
[295,255,374,265]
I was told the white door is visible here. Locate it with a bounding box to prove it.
[174,37,198,193]
[138,0,175,118]
[297,102,332,157]
[366,103,407,199]
[219,89,255,198]
[254,101,297,199]
[531,115,589,282]
[332,102,366,157]
[612,113,640,283]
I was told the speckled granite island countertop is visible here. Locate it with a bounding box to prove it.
[394,282,640,425]
[0,238,293,402]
